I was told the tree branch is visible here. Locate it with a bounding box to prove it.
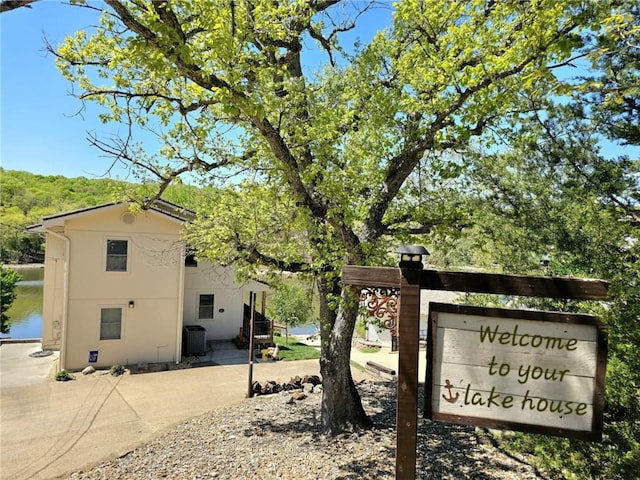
[241,242,309,273]
[0,0,37,13]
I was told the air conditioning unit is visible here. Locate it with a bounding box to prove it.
[182,325,206,356]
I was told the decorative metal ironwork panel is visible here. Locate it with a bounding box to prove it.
[359,287,400,337]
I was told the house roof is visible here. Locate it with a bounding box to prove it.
[25,199,195,233]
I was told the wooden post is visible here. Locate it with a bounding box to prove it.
[396,265,422,479]
[247,292,256,398]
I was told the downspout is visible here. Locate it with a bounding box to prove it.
[175,245,186,364]
[45,228,70,371]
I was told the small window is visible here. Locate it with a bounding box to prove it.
[198,294,214,319]
[185,246,198,267]
[106,239,128,272]
[100,307,122,340]
[185,253,198,267]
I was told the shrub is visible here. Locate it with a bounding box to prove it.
[109,364,126,376]
[0,266,22,334]
[55,370,74,382]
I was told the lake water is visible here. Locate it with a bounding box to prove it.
[2,266,44,339]
[287,324,319,336]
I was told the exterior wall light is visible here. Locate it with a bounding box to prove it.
[128,300,135,309]
[396,245,430,269]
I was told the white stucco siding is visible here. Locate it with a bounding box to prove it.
[66,230,181,300]
[62,205,183,234]
[61,205,184,370]
[183,264,244,341]
[64,298,179,369]
[66,207,183,300]
[41,233,66,350]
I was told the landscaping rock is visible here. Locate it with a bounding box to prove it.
[250,375,323,397]
[251,381,262,395]
[291,391,307,401]
[301,374,321,385]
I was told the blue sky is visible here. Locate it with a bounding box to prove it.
[1,1,136,178]
[1,2,637,181]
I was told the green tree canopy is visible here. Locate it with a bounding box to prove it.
[267,280,316,329]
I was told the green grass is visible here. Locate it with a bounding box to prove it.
[350,360,365,372]
[358,346,381,354]
[355,321,366,339]
[272,335,321,361]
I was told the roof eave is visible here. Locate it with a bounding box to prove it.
[25,224,45,234]
[25,199,194,231]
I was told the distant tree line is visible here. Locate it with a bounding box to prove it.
[0,169,202,264]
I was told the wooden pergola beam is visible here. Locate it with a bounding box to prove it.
[342,266,610,300]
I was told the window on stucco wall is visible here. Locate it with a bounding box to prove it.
[198,294,214,319]
[100,307,122,340]
[106,239,128,271]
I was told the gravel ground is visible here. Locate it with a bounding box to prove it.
[68,381,544,480]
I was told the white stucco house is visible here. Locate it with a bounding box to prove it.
[27,199,269,371]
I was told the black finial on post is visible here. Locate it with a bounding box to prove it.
[396,245,429,269]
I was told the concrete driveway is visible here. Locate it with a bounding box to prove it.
[0,342,325,480]
[0,341,59,388]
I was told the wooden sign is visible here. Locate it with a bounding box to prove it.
[425,303,607,441]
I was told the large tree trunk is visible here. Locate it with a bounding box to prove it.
[318,276,372,434]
